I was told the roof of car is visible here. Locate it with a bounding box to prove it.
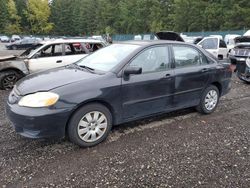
[118,40,189,46]
[39,38,105,45]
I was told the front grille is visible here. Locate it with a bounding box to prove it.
[236,61,246,74]
[235,49,250,56]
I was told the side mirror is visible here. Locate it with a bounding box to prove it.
[124,66,142,76]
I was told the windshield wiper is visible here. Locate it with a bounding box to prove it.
[76,64,95,73]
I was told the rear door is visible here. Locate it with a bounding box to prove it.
[61,43,89,65]
[171,44,214,108]
[121,45,175,120]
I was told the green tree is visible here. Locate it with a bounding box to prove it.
[0,0,9,33]
[25,0,53,34]
[4,0,21,34]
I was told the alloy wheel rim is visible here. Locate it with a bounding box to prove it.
[204,90,218,111]
[77,111,107,143]
[3,74,17,90]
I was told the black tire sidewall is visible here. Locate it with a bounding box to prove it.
[0,71,19,90]
[199,86,219,114]
[67,103,112,147]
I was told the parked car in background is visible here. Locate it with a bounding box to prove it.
[210,35,223,40]
[6,41,232,147]
[182,36,203,44]
[197,36,228,60]
[0,35,10,42]
[0,39,107,90]
[228,36,250,83]
[6,38,42,50]
[243,30,250,36]
[155,31,184,42]
[134,35,142,40]
[224,34,241,50]
[10,35,21,42]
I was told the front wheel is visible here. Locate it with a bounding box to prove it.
[0,70,21,90]
[67,103,112,147]
[196,85,219,114]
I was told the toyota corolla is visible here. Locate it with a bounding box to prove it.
[6,41,232,147]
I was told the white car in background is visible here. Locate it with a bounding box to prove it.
[24,39,106,73]
[0,39,107,89]
[224,34,241,50]
[197,36,229,60]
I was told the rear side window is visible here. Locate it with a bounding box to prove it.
[173,45,208,67]
[199,38,218,49]
[65,43,87,55]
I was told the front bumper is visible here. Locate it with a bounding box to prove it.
[228,55,247,64]
[6,102,73,139]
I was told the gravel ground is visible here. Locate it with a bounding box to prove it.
[0,43,250,187]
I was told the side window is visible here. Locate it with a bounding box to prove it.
[199,38,218,49]
[219,40,227,48]
[72,43,88,54]
[65,44,75,55]
[53,44,63,56]
[129,46,169,73]
[173,45,208,67]
[37,44,63,58]
[37,45,53,58]
[84,43,104,52]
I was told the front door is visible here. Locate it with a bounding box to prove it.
[121,45,174,120]
[28,43,65,73]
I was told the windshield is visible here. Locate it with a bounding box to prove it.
[20,44,43,57]
[77,44,140,71]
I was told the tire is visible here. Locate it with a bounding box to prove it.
[0,70,21,90]
[196,85,219,114]
[67,103,112,147]
[12,46,17,50]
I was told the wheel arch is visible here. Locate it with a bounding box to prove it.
[210,81,222,96]
[0,68,25,76]
[65,99,116,136]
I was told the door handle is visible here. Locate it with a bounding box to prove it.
[165,74,171,77]
[56,60,62,63]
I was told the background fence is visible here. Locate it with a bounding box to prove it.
[112,29,248,41]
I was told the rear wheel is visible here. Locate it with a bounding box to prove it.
[12,45,17,50]
[0,70,21,90]
[67,103,112,147]
[196,85,219,114]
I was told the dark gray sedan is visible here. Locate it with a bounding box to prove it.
[6,41,232,147]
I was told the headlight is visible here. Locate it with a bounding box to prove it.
[246,57,250,68]
[18,92,59,107]
[230,49,235,56]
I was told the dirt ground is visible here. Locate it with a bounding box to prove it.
[0,43,250,187]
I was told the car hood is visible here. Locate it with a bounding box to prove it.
[16,65,105,95]
[234,42,250,48]
[235,36,250,43]
[0,55,17,62]
[155,31,184,42]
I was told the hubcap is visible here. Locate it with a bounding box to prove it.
[204,90,218,111]
[77,111,107,143]
[3,74,17,90]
